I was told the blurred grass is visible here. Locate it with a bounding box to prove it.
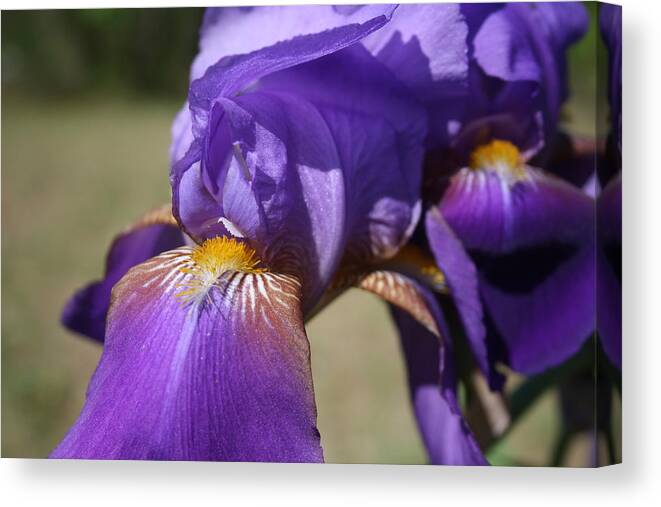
[1,94,175,457]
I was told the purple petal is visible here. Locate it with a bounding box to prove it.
[187,9,393,112]
[61,211,185,342]
[473,8,541,84]
[352,267,487,465]
[473,3,588,127]
[598,175,621,368]
[463,3,587,155]
[52,249,323,462]
[440,166,594,254]
[175,46,426,310]
[172,5,395,205]
[191,5,397,81]
[425,208,503,389]
[478,239,595,374]
[362,3,468,99]
[390,289,488,466]
[361,3,469,147]
[260,46,427,262]
[440,166,596,374]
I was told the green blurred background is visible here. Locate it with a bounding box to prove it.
[1,5,617,464]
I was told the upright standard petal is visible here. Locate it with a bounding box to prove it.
[61,206,185,341]
[175,90,346,313]
[52,242,323,462]
[173,29,426,311]
[259,45,427,263]
[361,3,469,148]
[472,2,588,136]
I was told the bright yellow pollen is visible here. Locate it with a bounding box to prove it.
[469,139,525,179]
[177,237,265,302]
[190,236,264,275]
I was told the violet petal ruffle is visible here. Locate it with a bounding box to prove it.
[191,4,397,81]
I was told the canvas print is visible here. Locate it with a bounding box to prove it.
[1,2,622,466]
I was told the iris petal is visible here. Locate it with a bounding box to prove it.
[180,91,346,313]
[191,4,398,81]
[439,165,595,374]
[425,209,502,388]
[61,206,185,342]
[52,248,323,462]
[597,175,621,368]
[260,45,427,263]
[440,165,594,253]
[370,274,488,466]
[175,45,426,311]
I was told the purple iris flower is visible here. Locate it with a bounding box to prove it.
[597,4,622,368]
[53,5,488,464]
[360,3,594,382]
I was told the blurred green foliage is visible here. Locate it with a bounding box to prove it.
[2,8,203,97]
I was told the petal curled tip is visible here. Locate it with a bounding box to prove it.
[358,270,442,339]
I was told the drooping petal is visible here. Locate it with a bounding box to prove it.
[52,248,323,462]
[61,206,185,342]
[425,208,502,389]
[439,165,595,373]
[322,253,486,465]
[376,276,487,466]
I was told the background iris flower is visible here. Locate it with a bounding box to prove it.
[359,2,596,379]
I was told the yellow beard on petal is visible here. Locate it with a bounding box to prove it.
[177,236,266,303]
[469,139,527,182]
